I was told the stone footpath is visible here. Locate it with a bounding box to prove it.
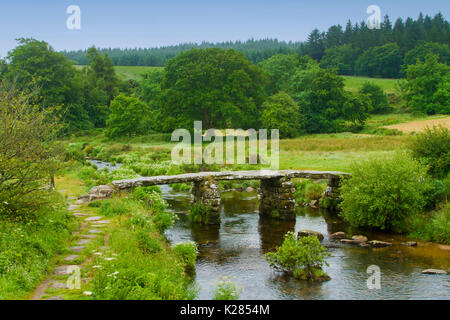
[29,196,111,300]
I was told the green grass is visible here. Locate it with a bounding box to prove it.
[0,193,77,299]
[342,75,398,94]
[114,66,163,81]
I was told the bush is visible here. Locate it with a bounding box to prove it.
[172,242,197,275]
[409,203,450,244]
[409,125,450,179]
[99,197,141,217]
[266,233,330,281]
[212,276,242,300]
[294,179,325,203]
[339,152,428,232]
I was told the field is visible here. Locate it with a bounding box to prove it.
[114,66,163,81]
[342,75,398,94]
[95,66,400,92]
[385,117,450,133]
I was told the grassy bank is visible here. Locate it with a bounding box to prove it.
[0,193,77,299]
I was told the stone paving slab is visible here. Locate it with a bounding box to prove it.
[53,265,80,276]
[63,254,79,262]
[85,216,102,221]
[69,246,86,253]
[81,234,98,239]
[88,229,103,234]
[77,239,91,245]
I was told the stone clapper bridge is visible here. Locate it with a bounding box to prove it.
[86,170,350,224]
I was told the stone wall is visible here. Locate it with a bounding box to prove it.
[259,177,296,220]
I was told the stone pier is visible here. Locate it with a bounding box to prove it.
[322,175,342,210]
[259,177,296,220]
[191,177,221,224]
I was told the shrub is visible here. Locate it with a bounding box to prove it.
[409,203,450,244]
[339,152,428,232]
[170,183,191,192]
[409,125,450,179]
[172,242,197,275]
[265,233,330,281]
[136,230,162,254]
[294,179,325,203]
[212,276,242,300]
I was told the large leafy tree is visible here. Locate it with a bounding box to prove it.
[355,43,403,78]
[4,38,81,108]
[289,67,368,133]
[404,54,449,115]
[158,48,267,131]
[261,91,300,138]
[106,94,150,138]
[258,53,300,95]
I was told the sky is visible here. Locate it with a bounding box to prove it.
[0,0,449,56]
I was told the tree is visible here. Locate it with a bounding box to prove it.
[320,44,360,75]
[355,43,402,78]
[0,84,62,218]
[158,48,267,131]
[403,54,449,114]
[358,82,391,114]
[289,66,368,133]
[4,38,80,108]
[106,94,150,138]
[261,92,300,138]
[258,53,300,95]
[403,41,450,68]
[306,29,326,61]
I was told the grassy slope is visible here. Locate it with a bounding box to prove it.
[342,75,398,94]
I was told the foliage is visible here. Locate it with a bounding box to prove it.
[258,53,300,95]
[189,203,214,225]
[90,210,196,300]
[358,82,391,114]
[339,152,428,231]
[158,48,267,131]
[261,91,300,138]
[212,276,242,300]
[0,193,74,299]
[403,41,450,69]
[409,126,450,179]
[106,94,151,138]
[0,85,63,218]
[289,66,369,133]
[403,54,449,115]
[265,233,330,281]
[172,242,197,275]
[320,44,360,75]
[355,43,403,78]
[409,202,450,244]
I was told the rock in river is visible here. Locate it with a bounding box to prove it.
[367,240,392,248]
[421,269,447,275]
[330,231,347,240]
[297,230,324,242]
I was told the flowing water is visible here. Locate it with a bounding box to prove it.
[161,185,450,300]
[90,160,450,300]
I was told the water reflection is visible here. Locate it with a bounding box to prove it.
[163,185,450,300]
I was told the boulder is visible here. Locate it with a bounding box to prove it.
[330,231,347,240]
[421,269,447,275]
[309,200,319,208]
[340,239,361,245]
[297,230,324,242]
[84,184,115,201]
[367,240,392,248]
[245,187,255,193]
